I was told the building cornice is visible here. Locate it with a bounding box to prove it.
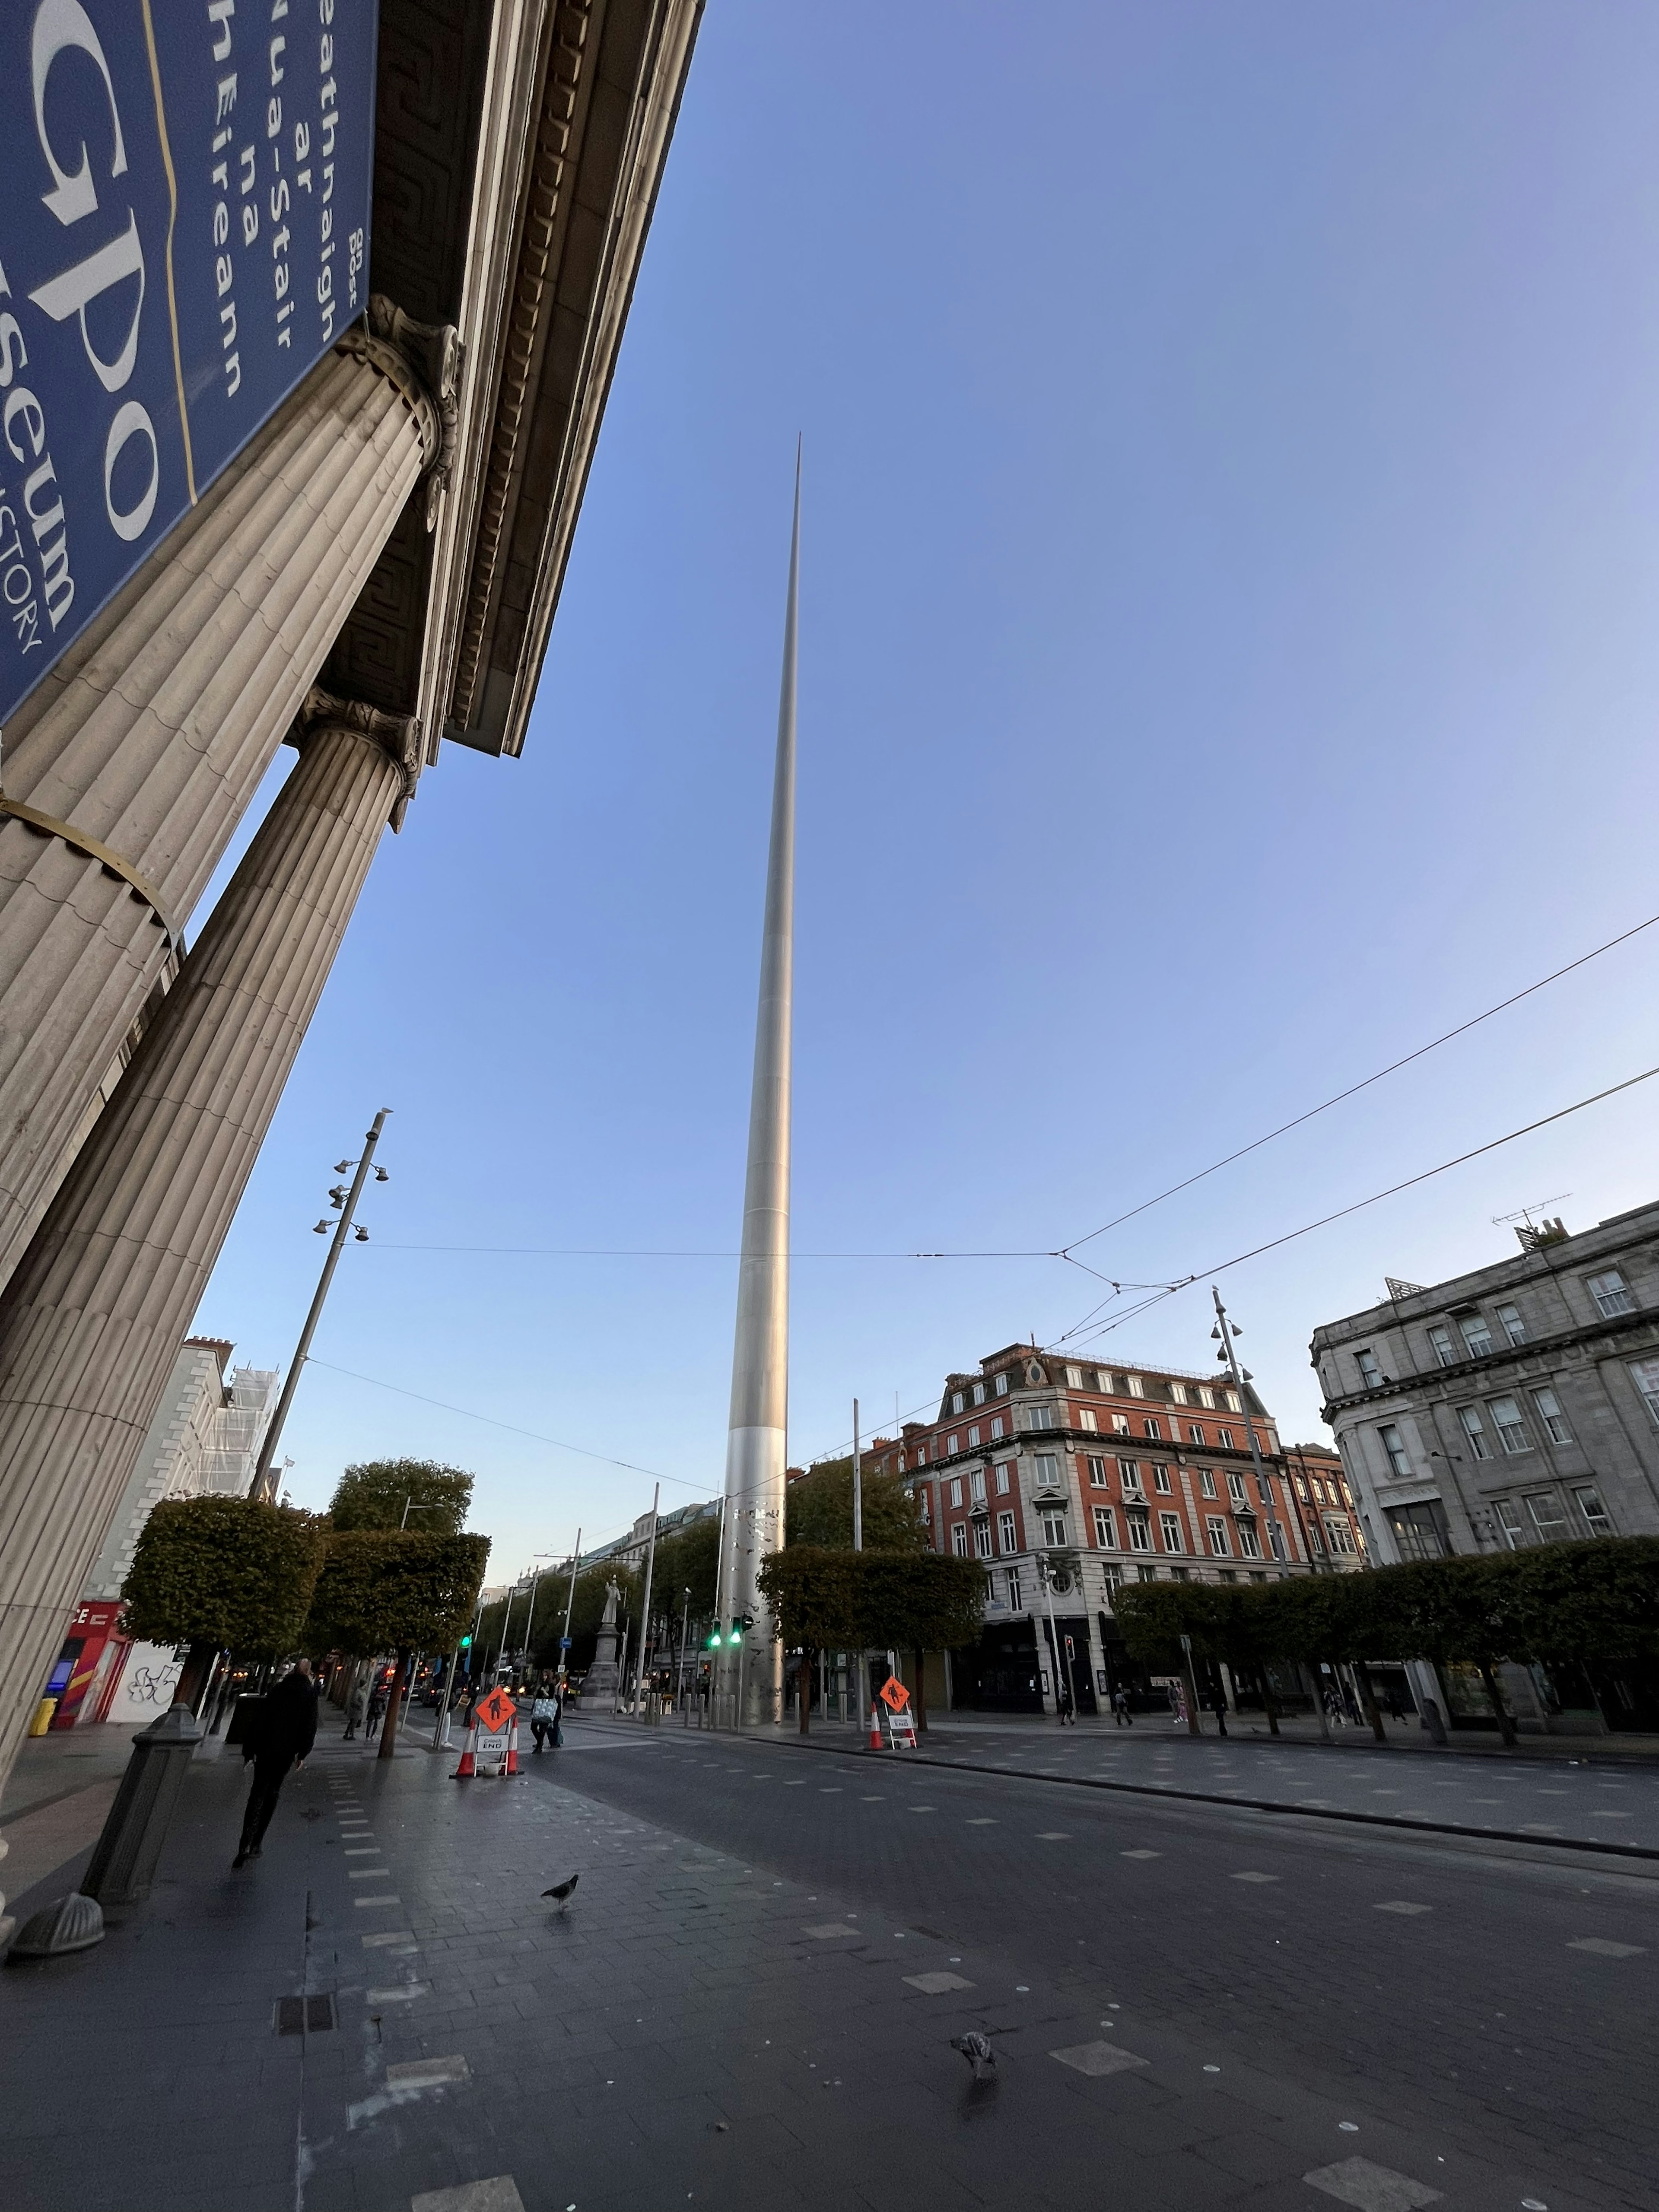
[1320,1304,1659,1422]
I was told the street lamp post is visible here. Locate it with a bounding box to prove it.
[250,1111,391,1500]
[634,1485,661,1722]
[1211,1287,1296,1737]
[557,1529,582,1697]
[1035,1550,1066,1723]
[675,1584,693,1717]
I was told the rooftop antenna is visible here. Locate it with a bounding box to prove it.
[1492,1194,1571,1230]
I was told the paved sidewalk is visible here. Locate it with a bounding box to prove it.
[0,1707,1646,2211]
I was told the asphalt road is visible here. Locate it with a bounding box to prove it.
[540,1719,1659,2211]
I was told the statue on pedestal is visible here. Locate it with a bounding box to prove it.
[583,1578,623,1698]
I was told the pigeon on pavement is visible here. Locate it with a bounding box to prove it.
[541,1874,579,1906]
[950,2032,995,2079]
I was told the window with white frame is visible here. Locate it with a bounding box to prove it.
[1428,1325,1456,1367]
[1457,1405,1490,1460]
[1160,1511,1183,1552]
[995,1372,1009,1396]
[1198,1386,1215,1408]
[970,1465,987,1505]
[1086,1455,1107,1486]
[1206,1516,1230,1556]
[1040,1506,1068,1546]
[951,1392,964,1415]
[967,1425,980,1448]
[1217,1426,1234,1449]
[1357,1348,1382,1387]
[1573,1484,1613,1536]
[1136,1563,1158,1582]
[1495,1302,1525,1346]
[1101,1563,1122,1607]
[1065,1365,1083,1388]
[1199,1469,1217,1498]
[1532,1387,1570,1445]
[1127,1512,1151,1552]
[974,1520,993,1559]
[1494,1498,1526,1548]
[1523,1491,1568,1542]
[972,1381,985,1404]
[951,1522,969,1557]
[1306,1516,1325,1552]
[1458,1311,1494,1358]
[990,1415,1005,1440]
[1093,1505,1116,1548]
[1378,1423,1411,1478]
[1325,1517,1356,1555]
[1630,1357,1659,1425]
[1144,1417,1163,1440]
[948,1477,963,1508]
[998,1510,1017,1553]
[1118,1458,1143,1495]
[1025,1405,1055,1430]
[1237,1519,1262,1558]
[1152,1463,1172,1494]
[1093,1369,1112,1392]
[1112,1413,1131,1434]
[1078,1408,1098,1432]
[1033,1452,1062,1489]
[1227,1469,1247,1503]
[1171,1382,1189,1405]
[1224,1390,1241,1413]
[947,1433,959,1455]
[1587,1268,1636,1319]
[1488,1396,1531,1455]
[1254,1471,1271,1506]
[1005,1565,1022,1608]
[1268,1519,1287,1561]
[995,1461,1012,1494]
[1188,1422,1205,1445]
[1126,1374,1145,1397]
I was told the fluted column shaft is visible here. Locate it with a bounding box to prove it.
[0,720,403,1791]
[0,338,434,1287]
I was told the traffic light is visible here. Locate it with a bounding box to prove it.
[459,1634,472,1650]
[706,1626,723,1649]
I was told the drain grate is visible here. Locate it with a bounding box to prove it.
[275,1993,337,2035]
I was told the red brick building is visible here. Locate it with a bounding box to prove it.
[861,1341,1329,1716]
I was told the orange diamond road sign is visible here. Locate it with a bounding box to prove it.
[475,1687,514,1732]
[879,1677,910,1713]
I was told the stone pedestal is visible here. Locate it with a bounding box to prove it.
[584,1581,623,1700]
[0,303,451,1290]
[0,706,409,1787]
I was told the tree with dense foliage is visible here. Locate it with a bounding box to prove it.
[758,1547,983,1732]
[785,1458,928,1551]
[305,1529,489,1757]
[1113,1580,1218,1732]
[327,1458,474,1534]
[121,1497,328,1709]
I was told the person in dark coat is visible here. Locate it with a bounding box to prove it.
[234,1657,318,1867]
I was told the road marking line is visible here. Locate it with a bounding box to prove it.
[1567,1936,1643,1956]
[1373,1901,1433,1916]
[966,1818,997,1825]
[1049,2040,1147,2077]
[386,2054,469,2090]
[802,1923,858,1939]
[1231,1871,1278,1883]
[368,1983,429,2002]
[410,2178,525,2212]
[1036,1831,1070,1840]
[903,1970,973,1993]
[1121,1849,1159,1859]
[354,1894,400,1907]
[1303,2153,1441,2209]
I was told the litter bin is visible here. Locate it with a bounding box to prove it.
[28,1699,56,1737]
[81,1705,203,1908]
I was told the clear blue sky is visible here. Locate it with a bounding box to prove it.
[194,3,1659,1581]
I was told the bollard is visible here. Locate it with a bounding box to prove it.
[81,1704,203,1909]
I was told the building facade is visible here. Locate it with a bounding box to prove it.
[1311,1202,1659,1731]
[0,1,702,1805]
[864,1340,1325,1716]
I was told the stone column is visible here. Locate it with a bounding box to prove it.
[0,699,410,1798]
[0,300,456,1290]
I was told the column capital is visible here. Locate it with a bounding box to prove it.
[340,296,463,528]
[291,686,422,829]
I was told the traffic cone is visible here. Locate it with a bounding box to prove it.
[868,1708,884,1750]
[503,1719,520,1776]
[451,1719,477,1779]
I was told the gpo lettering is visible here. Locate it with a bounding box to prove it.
[24,0,160,560]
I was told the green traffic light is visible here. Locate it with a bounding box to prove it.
[706,1628,723,1649]
[459,1634,472,1649]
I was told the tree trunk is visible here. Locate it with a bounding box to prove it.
[912,1649,928,1733]
[378,1650,409,1760]
[1476,1659,1518,1748]
[798,1647,813,1734]
[173,1639,219,1714]
[1260,1664,1281,1736]
[1313,1662,1332,1739]
[1354,1660,1386,1743]
[1181,1658,1202,1735]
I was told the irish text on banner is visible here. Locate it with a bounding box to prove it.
[0,0,378,728]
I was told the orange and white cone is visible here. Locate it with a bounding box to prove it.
[503,1719,520,1776]
[868,1708,884,1750]
[452,1719,478,1780]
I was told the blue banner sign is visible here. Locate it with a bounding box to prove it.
[0,0,377,728]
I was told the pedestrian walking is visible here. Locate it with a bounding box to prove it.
[1111,1687,1133,1727]
[342,1670,370,1742]
[529,1689,558,1752]
[1055,1678,1076,1726]
[233,1658,318,1867]
[367,1676,388,1733]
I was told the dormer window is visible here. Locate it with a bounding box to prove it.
[1093,1370,1113,1391]
[1198,1386,1214,1409]
[1170,1382,1188,1405]
[972,1382,985,1405]
[1126,1375,1145,1398]
[994,1373,1009,1397]
[1065,1365,1083,1387]
[951,1392,965,1415]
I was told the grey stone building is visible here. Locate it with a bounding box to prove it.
[1310,1201,1659,1730]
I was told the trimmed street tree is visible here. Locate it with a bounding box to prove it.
[757,1548,983,1732]
[785,1458,928,1552]
[120,1497,327,1710]
[1114,1580,1218,1732]
[305,1529,489,1758]
[327,1458,475,1535]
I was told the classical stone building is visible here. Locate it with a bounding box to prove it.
[1311,1203,1659,1731]
[0,3,701,1795]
